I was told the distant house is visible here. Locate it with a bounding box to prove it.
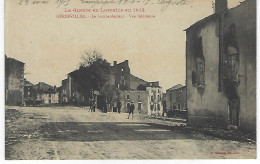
[24,79,34,99]
[66,70,88,105]
[115,81,163,115]
[119,90,149,114]
[33,82,59,104]
[40,88,59,104]
[5,56,25,106]
[166,84,187,111]
[185,0,256,130]
[146,82,163,116]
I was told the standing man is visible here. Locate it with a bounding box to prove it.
[117,101,122,114]
[92,100,96,112]
[127,101,135,119]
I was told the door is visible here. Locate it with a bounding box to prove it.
[228,98,240,126]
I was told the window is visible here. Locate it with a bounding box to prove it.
[192,37,205,88]
[138,94,141,99]
[227,54,239,82]
[150,104,154,111]
[127,94,130,100]
[151,96,154,101]
[158,95,160,101]
[196,57,205,87]
[223,24,239,85]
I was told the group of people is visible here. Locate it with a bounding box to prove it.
[88,99,136,119]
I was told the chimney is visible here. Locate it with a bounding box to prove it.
[215,0,227,14]
[113,61,117,66]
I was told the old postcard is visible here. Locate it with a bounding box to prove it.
[4,0,256,160]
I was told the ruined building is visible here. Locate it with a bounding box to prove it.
[5,56,25,106]
[185,0,256,131]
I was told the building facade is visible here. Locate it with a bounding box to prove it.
[166,84,187,111]
[33,82,59,104]
[110,60,131,90]
[61,79,69,103]
[5,56,25,106]
[185,0,256,131]
[119,90,149,114]
[146,82,163,116]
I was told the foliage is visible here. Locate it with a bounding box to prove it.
[80,49,103,67]
[100,83,119,107]
[74,49,119,105]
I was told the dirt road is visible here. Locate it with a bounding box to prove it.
[5,106,256,159]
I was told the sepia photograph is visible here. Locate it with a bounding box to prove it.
[3,0,257,160]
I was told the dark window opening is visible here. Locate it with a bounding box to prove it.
[196,57,205,87]
[138,103,142,110]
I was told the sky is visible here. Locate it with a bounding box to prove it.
[5,0,244,92]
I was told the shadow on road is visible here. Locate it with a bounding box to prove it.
[39,122,215,142]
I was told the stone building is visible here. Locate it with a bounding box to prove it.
[109,60,131,90]
[40,88,59,104]
[33,82,59,104]
[146,82,163,116]
[5,56,25,106]
[129,74,148,90]
[119,90,149,114]
[185,0,256,131]
[166,84,187,111]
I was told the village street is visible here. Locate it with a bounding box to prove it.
[5,106,256,159]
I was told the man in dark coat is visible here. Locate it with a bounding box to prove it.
[127,101,135,119]
[117,101,122,114]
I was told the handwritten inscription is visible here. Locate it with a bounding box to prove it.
[18,0,49,5]
[17,0,192,11]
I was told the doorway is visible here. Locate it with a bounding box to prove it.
[228,98,240,126]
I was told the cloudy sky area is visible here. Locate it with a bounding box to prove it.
[5,0,244,91]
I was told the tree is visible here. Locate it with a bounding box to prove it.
[100,83,120,111]
[74,49,118,108]
[80,49,103,67]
